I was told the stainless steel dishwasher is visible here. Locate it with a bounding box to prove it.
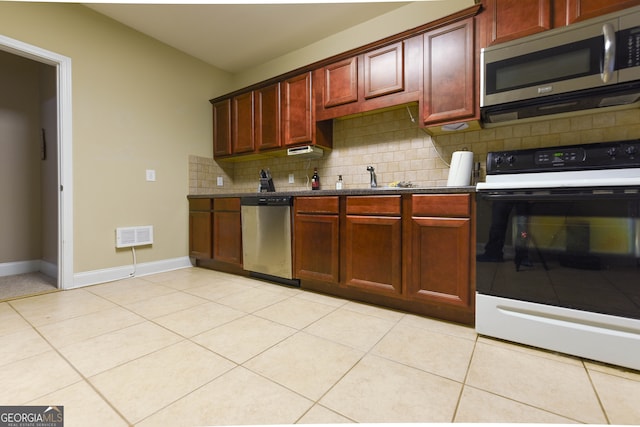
[240,195,299,286]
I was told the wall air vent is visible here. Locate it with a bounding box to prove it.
[115,225,153,248]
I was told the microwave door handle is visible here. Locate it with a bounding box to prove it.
[601,23,616,83]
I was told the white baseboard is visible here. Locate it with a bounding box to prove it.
[40,261,58,280]
[0,260,40,277]
[70,256,192,289]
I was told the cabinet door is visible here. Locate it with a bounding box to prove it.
[213,210,242,266]
[232,91,255,154]
[255,83,281,151]
[364,42,404,99]
[189,211,212,259]
[483,0,552,46]
[294,214,340,283]
[408,216,471,308]
[423,17,475,125]
[212,99,231,157]
[344,215,402,296]
[565,0,640,24]
[323,57,358,108]
[282,72,313,146]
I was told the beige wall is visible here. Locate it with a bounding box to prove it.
[190,105,640,194]
[0,52,42,263]
[0,2,233,273]
[231,0,475,90]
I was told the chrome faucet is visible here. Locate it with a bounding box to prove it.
[366,166,377,188]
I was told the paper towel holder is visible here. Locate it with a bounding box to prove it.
[447,148,474,187]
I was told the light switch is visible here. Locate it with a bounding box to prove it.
[288,173,295,184]
[146,169,156,182]
[217,176,224,186]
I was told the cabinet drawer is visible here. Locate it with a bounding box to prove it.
[412,194,470,217]
[214,197,240,211]
[189,198,212,211]
[295,196,339,214]
[346,195,401,216]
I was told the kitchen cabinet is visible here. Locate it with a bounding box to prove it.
[565,0,640,24]
[213,74,331,160]
[282,72,314,146]
[315,37,421,121]
[294,196,340,284]
[213,197,242,266]
[344,196,403,297]
[423,16,476,126]
[282,71,333,149]
[408,194,474,318]
[255,83,282,151]
[232,91,255,154]
[189,198,212,260]
[481,0,640,47]
[363,42,405,99]
[322,57,358,108]
[212,99,231,157]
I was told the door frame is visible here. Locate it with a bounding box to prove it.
[0,35,73,290]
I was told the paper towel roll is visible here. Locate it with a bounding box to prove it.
[447,151,474,186]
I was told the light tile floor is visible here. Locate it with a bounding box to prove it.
[1,267,640,426]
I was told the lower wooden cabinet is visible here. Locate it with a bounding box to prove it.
[188,197,242,271]
[294,197,340,283]
[189,198,212,259]
[408,216,471,307]
[292,193,475,324]
[213,198,242,267]
[344,196,402,296]
[197,192,475,324]
[407,194,475,316]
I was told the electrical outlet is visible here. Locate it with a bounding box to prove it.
[288,173,295,184]
[217,176,224,186]
[145,169,156,182]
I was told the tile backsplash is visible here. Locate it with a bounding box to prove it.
[189,104,640,194]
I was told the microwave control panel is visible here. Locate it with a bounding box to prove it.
[487,140,640,174]
[618,26,640,69]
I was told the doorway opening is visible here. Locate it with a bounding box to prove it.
[0,35,73,298]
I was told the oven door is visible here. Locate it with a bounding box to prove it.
[475,189,640,370]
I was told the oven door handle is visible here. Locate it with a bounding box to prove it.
[477,190,639,202]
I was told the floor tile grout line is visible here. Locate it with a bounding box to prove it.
[449,332,480,422]
[583,360,612,424]
[15,311,135,426]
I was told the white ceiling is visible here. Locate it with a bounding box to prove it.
[85,2,413,73]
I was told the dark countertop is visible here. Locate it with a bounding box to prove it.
[188,186,477,198]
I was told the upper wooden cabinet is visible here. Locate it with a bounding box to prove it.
[481,0,640,47]
[364,42,405,99]
[565,0,640,24]
[315,38,421,121]
[323,57,358,108]
[482,0,552,47]
[282,72,314,146]
[423,17,476,126]
[255,83,282,151]
[212,99,231,157]
[232,91,255,154]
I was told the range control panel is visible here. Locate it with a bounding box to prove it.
[487,140,640,175]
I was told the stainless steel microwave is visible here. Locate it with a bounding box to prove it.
[480,6,640,124]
